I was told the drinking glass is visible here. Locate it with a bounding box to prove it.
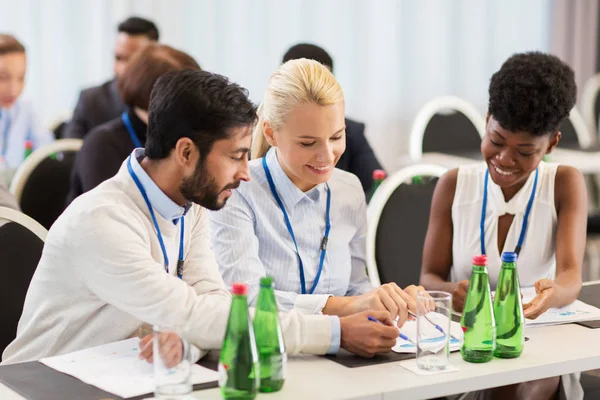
[416,291,452,371]
[153,325,192,399]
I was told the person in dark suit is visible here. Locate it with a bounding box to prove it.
[282,43,383,192]
[66,44,200,205]
[63,17,159,139]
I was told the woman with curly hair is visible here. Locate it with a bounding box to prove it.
[420,52,586,399]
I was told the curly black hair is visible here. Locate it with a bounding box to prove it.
[488,51,576,136]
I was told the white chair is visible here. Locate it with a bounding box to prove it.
[0,206,47,242]
[559,107,595,149]
[366,164,448,287]
[10,139,83,200]
[409,96,486,160]
[581,73,600,138]
[9,139,83,229]
[0,206,47,353]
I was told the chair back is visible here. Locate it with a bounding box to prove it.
[581,73,600,137]
[10,139,83,229]
[558,107,594,149]
[0,207,46,354]
[366,164,447,287]
[409,96,485,160]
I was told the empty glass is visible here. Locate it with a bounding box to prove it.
[153,325,192,399]
[416,291,452,371]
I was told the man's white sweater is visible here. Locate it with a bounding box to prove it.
[2,156,333,364]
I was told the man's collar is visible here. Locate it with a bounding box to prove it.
[129,148,191,223]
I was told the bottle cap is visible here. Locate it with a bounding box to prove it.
[24,140,33,149]
[472,255,487,266]
[231,283,248,295]
[501,252,517,263]
[373,169,386,180]
[260,276,273,287]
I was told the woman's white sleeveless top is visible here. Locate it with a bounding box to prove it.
[451,161,558,289]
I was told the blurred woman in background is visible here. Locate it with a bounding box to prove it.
[67,44,199,204]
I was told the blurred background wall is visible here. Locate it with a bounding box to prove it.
[1,0,597,170]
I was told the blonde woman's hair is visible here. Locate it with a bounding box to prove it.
[251,58,344,159]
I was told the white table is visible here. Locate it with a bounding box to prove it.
[398,152,479,171]
[550,149,600,175]
[401,150,600,176]
[0,326,597,400]
[191,323,600,400]
[2,282,599,400]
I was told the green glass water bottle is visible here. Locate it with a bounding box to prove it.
[253,276,286,392]
[460,255,496,363]
[23,140,33,159]
[367,169,386,202]
[219,283,259,399]
[493,252,524,358]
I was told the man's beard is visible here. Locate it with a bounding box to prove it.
[179,158,239,211]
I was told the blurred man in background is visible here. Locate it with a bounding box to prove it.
[63,17,159,139]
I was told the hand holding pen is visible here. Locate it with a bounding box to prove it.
[339,311,399,357]
[367,315,416,344]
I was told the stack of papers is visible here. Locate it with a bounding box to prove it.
[392,312,463,354]
[40,338,218,398]
[520,287,600,326]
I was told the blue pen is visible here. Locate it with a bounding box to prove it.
[367,316,415,344]
[408,310,460,341]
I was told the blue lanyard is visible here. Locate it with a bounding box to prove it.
[480,168,538,256]
[262,156,331,294]
[121,112,143,148]
[0,110,12,159]
[127,156,185,278]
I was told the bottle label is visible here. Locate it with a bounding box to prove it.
[218,363,228,387]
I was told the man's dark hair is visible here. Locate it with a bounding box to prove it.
[282,43,334,72]
[145,69,257,160]
[0,34,25,55]
[118,17,160,41]
[488,51,576,136]
[119,44,200,111]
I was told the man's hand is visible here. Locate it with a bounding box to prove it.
[138,332,183,368]
[339,310,399,358]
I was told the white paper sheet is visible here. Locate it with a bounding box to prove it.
[392,313,463,354]
[40,338,218,398]
[522,287,600,325]
[494,287,600,326]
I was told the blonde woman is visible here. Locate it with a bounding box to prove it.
[210,59,423,331]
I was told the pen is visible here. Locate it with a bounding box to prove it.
[367,316,415,344]
[408,310,461,342]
